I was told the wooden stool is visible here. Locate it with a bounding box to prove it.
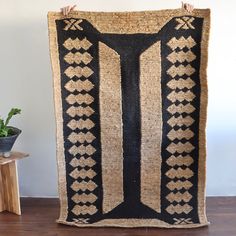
[0,152,29,215]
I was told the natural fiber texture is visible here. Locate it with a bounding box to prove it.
[48,8,210,228]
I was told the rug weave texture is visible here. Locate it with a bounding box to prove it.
[48,9,210,228]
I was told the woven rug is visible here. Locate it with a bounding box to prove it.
[48,9,210,228]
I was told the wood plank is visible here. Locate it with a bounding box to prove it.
[0,197,235,236]
[0,152,29,165]
[0,161,21,215]
[0,166,5,212]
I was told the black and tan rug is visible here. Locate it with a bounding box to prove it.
[48,8,210,228]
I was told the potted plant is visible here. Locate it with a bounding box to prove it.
[0,108,21,158]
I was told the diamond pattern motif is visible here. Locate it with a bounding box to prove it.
[167,64,195,77]
[63,36,98,217]
[166,155,194,167]
[166,204,193,215]
[67,119,95,130]
[166,167,194,179]
[167,115,195,127]
[63,37,92,50]
[68,132,96,144]
[166,141,195,154]
[69,144,96,156]
[167,78,196,90]
[66,94,94,105]
[64,52,93,65]
[66,106,95,117]
[71,180,97,192]
[167,36,196,50]
[165,35,197,215]
[167,50,196,63]
[72,205,97,216]
[64,66,94,78]
[70,157,96,168]
[72,193,97,204]
[166,180,193,191]
[167,91,195,103]
[65,80,94,93]
[167,103,195,114]
[167,128,194,141]
[166,191,193,203]
[69,168,97,179]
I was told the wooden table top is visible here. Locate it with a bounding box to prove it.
[0,152,29,165]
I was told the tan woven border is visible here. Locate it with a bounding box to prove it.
[48,15,68,221]
[48,8,210,228]
[48,9,210,34]
[57,218,209,228]
[197,10,211,225]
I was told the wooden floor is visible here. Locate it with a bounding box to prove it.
[0,197,235,236]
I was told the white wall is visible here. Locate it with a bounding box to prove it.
[0,0,235,197]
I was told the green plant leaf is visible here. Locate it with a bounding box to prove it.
[4,108,21,127]
[0,118,4,130]
[0,128,8,137]
[0,108,21,137]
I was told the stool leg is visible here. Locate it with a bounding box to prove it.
[0,161,21,215]
[0,166,5,212]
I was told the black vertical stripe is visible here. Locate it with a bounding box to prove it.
[120,55,141,203]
